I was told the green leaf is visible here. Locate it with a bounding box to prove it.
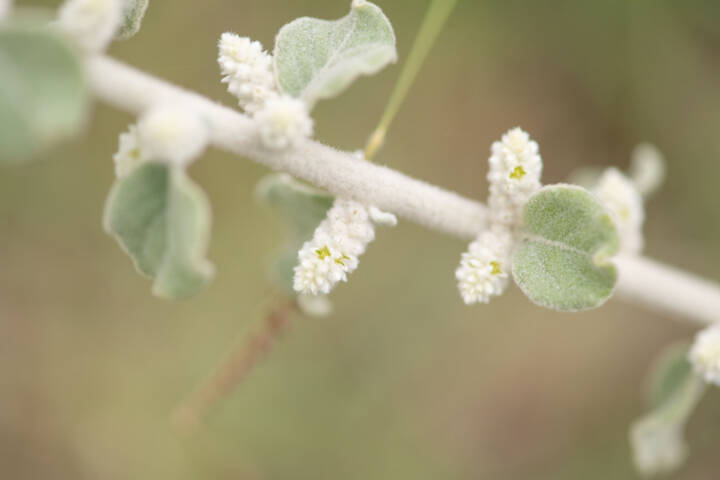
[647,343,694,409]
[512,184,620,311]
[256,174,333,294]
[630,344,705,477]
[274,0,397,106]
[103,162,214,299]
[0,24,87,163]
[116,0,149,40]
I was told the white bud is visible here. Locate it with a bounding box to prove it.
[487,127,543,227]
[456,227,513,305]
[593,168,645,254]
[137,107,209,166]
[630,143,666,197]
[57,0,123,52]
[369,206,397,227]
[689,323,720,385]
[255,95,313,150]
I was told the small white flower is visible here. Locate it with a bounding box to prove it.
[255,95,313,150]
[689,323,720,385]
[218,33,278,114]
[630,416,688,477]
[113,124,146,177]
[57,0,123,52]
[594,167,645,254]
[137,107,209,166]
[630,143,666,197]
[456,227,513,304]
[293,199,375,295]
[487,127,543,226]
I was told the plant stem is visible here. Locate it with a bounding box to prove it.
[172,299,295,435]
[86,55,720,326]
[364,0,459,161]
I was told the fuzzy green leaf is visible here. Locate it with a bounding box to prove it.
[256,174,333,294]
[103,163,214,299]
[0,24,87,163]
[512,184,620,311]
[274,0,396,106]
[116,0,149,40]
[647,343,694,409]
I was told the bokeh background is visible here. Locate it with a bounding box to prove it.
[3,0,720,478]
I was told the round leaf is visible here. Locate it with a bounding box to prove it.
[0,24,87,163]
[103,162,214,299]
[273,0,397,106]
[512,184,620,311]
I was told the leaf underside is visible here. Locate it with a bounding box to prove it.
[103,163,214,299]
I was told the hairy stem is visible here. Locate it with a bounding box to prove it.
[87,55,720,326]
[365,0,459,160]
[172,299,295,434]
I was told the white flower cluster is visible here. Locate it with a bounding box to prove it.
[218,33,313,150]
[293,199,376,295]
[689,323,720,386]
[456,227,513,304]
[631,416,688,477]
[487,127,543,226]
[57,0,123,52]
[218,33,277,115]
[113,107,209,177]
[593,168,645,254]
[456,127,542,305]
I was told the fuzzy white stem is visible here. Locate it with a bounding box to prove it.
[86,55,720,326]
[86,55,487,239]
[615,255,720,325]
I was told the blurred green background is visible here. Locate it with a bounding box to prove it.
[3,0,720,478]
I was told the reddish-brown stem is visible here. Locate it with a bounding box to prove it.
[172,299,296,435]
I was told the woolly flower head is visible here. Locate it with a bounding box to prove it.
[57,0,123,52]
[630,416,688,477]
[456,227,513,305]
[689,323,720,385]
[593,168,644,254]
[137,107,209,166]
[487,128,543,226]
[256,95,313,150]
[113,125,146,177]
[218,33,277,114]
[293,199,375,296]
